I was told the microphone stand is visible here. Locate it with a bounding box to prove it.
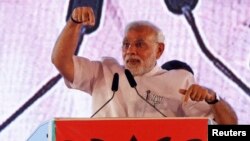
[134,88,167,117]
[125,69,167,117]
[90,91,116,118]
[181,6,250,95]
[90,73,119,118]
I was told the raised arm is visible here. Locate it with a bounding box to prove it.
[51,7,95,83]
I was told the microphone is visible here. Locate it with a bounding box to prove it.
[90,73,119,118]
[111,73,119,91]
[124,69,167,117]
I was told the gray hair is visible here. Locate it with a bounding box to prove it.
[124,21,165,43]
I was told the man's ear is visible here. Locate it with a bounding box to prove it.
[156,43,165,59]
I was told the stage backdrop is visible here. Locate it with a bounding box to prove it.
[0,0,250,141]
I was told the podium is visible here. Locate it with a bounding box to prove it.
[28,118,209,141]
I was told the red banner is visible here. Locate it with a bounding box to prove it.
[55,118,208,141]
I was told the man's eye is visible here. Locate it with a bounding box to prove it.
[135,42,143,48]
[123,42,130,48]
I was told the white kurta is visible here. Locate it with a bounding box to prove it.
[65,56,213,118]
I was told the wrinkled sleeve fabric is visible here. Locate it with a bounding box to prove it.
[64,55,103,95]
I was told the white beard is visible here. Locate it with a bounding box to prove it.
[124,54,156,76]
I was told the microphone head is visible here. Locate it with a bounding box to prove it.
[111,73,119,91]
[124,69,137,88]
[164,0,198,15]
[66,0,104,34]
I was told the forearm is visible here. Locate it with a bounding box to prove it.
[211,99,238,124]
[51,20,83,82]
[51,7,95,83]
[179,82,238,124]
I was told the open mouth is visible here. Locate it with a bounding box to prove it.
[126,59,140,65]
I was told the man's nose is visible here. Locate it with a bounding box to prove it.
[126,44,137,55]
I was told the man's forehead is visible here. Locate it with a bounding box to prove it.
[125,28,155,37]
[123,36,145,41]
[123,32,155,41]
[126,26,155,33]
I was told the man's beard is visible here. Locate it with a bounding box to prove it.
[124,54,156,76]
